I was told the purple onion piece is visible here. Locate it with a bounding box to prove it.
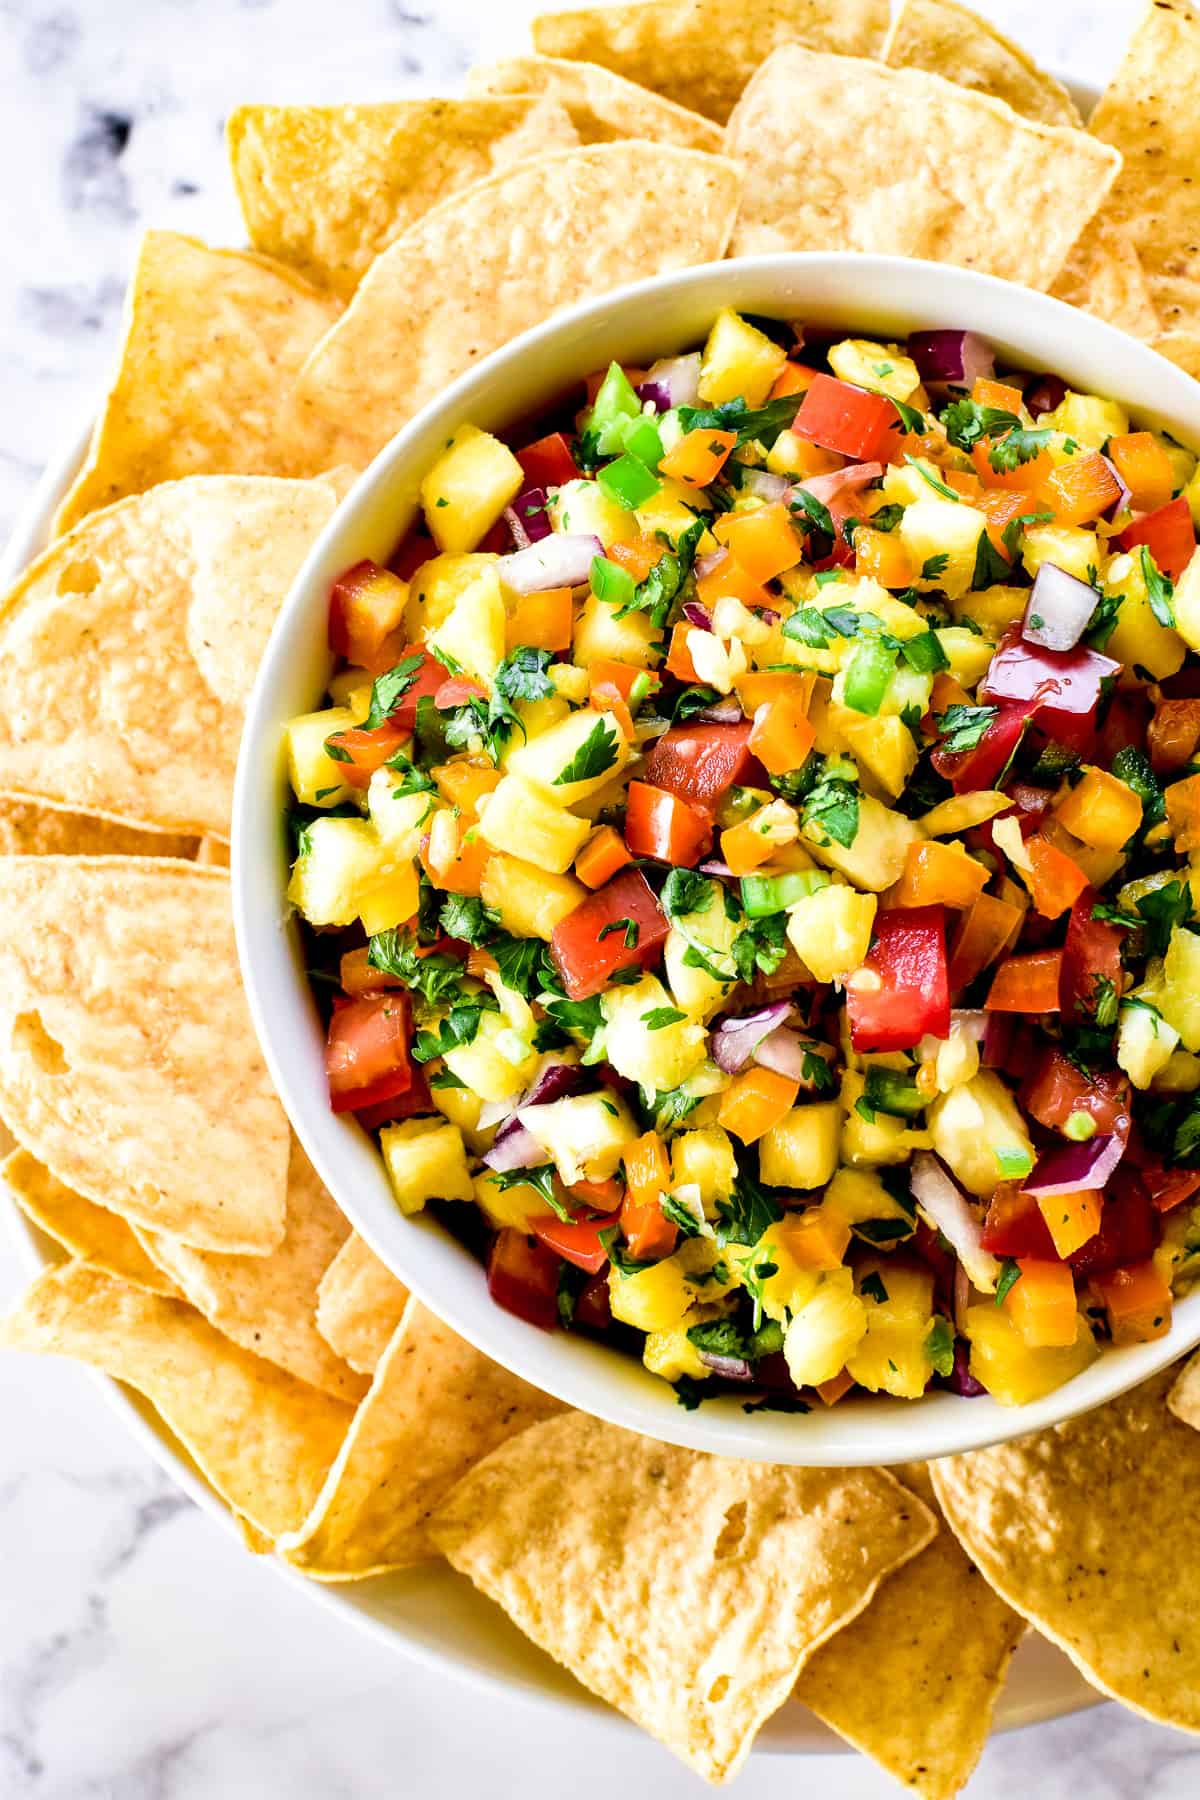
[1024,373,1067,417]
[1100,454,1133,522]
[698,858,737,879]
[697,1351,755,1382]
[482,1120,544,1173]
[1023,1132,1126,1198]
[788,459,884,508]
[522,1062,586,1108]
[505,485,553,547]
[636,352,701,411]
[909,1152,999,1294]
[634,378,673,413]
[950,1009,988,1042]
[497,533,601,595]
[681,599,713,631]
[753,1027,811,1082]
[711,1002,794,1074]
[907,329,995,387]
[1021,562,1099,653]
[697,698,745,724]
[694,550,724,581]
[738,467,790,503]
[943,1339,986,1398]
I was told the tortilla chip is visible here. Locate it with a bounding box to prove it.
[1154,330,1200,381]
[1086,0,1200,330]
[0,858,289,1254]
[531,0,890,124]
[0,473,343,838]
[0,1262,351,1538]
[288,143,742,471]
[794,1463,1024,1800]
[0,798,199,861]
[278,1297,562,1579]
[932,1368,1200,1733]
[882,0,1080,127]
[315,1231,409,1374]
[725,47,1121,288]
[194,835,231,868]
[430,1412,936,1783]
[227,98,579,301]
[134,1138,366,1403]
[53,231,341,536]
[1051,222,1161,339]
[4,1147,180,1297]
[1168,1350,1200,1428]
[465,56,723,152]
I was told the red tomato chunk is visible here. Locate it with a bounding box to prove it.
[642,721,759,814]
[326,992,412,1113]
[793,373,900,462]
[487,1229,560,1331]
[847,906,950,1052]
[550,868,670,1000]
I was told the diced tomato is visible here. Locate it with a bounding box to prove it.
[339,946,403,996]
[1148,698,1200,774]
[981,1183,1059,1259]
[847,906,950,1052]
[934,693,1047,792]
[354,1064,432,1131]
[1116,494,1196,580]
[624,781,712,866]
[1058,889,1125,1025]
[985,949,1063,1013]
[549,868,671,1000]
[374,645,445,728]
[516,431,579,490]
[793,373,900,461]
[328,560,409,670]
[1021,1045,1130,1140]
[434,675,488,710]
[981,628,1118,750]
[324,719,410,788]
[325,992,412,1114]
[1069,1170,1161,1283]
[487,1229,560,1331]
[390,530,437,582]
[642,722,759,814]
[529,1210,620,1275]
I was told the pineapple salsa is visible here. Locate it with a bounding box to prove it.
[285,307,1200,1413]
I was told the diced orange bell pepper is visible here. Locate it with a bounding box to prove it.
[1021,835,1090,919]
[1091,1260,1173,1345]
[769,361,817,400]
[894,839,989,911]
[588,658,656,703]
[979,489,1042,559]
[1003,1257,1079,1348]
[972,439,1055,492]
[695,549,775,613]
[854,525,914,588]
[619,1194,678,1261]
[625,781,712,866]
[1033,1189,1102,1260]
[658,426,737,488]
[505,586,574,653]
[590,679,635,741]
[718,1066,800,1144]
[720,815,778,876]
[714,502,805,583]
[972,377,1026,412]
[608,534,663,584]
[1148,699,1200,774]
[985,949,1063,1013]
[1052,765,1143,851]
[624,1131,671,1206]
[569,1175,625,1212]
[775,1205,851,1272]
[748,699,816,777]
[776,434,847,478]
[948,892,1025,990]
[815,1367,856,1407]
[941,468,984,501]
[737,670,816,713]
[665,623,700,684]
[1165,771,1200,853]
[1106,431,1175,513]
[420,823,491,896]
[575,825,633,890]
[433,758,502,816]
[339,946,404,995]
[1043,451,1123,527]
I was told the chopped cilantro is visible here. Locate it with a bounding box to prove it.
[802,774,860,848]
[1140,546,1176,629]
[552,716,619,786]
[904,455,960,501]
[677,392,803,449]
[925,1316,955,1379]
[995,1258,1022,1306]
[598,917,638,947]
[642,1006,687,1029]
[936,703,997,754]
[363,653,426,730]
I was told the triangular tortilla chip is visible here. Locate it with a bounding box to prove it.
[278,1297,562,1578]
[882,0,1080,127]
[315,1230,408,1375]
[430,1411,936,1782]
[0,1263,351,1538]
[1154,330,1200,382]
[1168,1350,1200,1428]
[725,47,1121,288]
[288,143,742,471]
[4,1147,181,1298]
[531,0,890,123]
[0,473,343,837]
[227,97,579,300]
[1086,0,1200,330]
[0,798,199,861]
[932,1368,1200,1733]
[134,1138,366,1403]
[1051,222,1161,339]
[795,1463,1024,1800]
[53,231,342,535]
[465,56,723,152]
[0,858,289,1254]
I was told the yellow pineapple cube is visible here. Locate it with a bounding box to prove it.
[550,477,640,546]
[786,884,875,984]
[434,1081,484,1147]
[477,774,590,873]
[602,974,707,1092]
[355,858,421,937]
[506,708,629,805]
[845,1261,936,1398]
[671,1127,737,1214]
[827,338,921,402]
[783,1268,868,1388]
[758,1103,842,1190]
[802,792,923,892]
[420,424,523,554]
[366,772,435,851]
[839,714,918,799]
[899,496,989,599]
[473,1169,545,1230]
[380,1118,474,1215]
[287,816,378,929]
[406,552,499,639]
[572,591,661,666]
[479,852,583,939]
[643,1325,711,1383]
[519,1091,640,1185]
[698,307,787,407]
[284,706,357,807]
[426,564,506,685]
[928,1070,1034,1196]
[1021,524,1100,585]
[608,1255,694,1333]
[964,1304,1097,1406]
[936,627,996,690]
[443,1008,538,1103]
[1101,551,1186,680]
[823,1166,912,1234]
[635,476,718,550]
[1042,390,1130,449]
[839,1071,929,1167]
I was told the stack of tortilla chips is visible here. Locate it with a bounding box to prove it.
[2,1,1200,1789]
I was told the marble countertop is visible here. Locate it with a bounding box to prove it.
[2,1,1196,1794]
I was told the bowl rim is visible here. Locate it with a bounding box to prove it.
[233,248,1200,1468]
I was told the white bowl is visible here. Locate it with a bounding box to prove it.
[234,252,1200,1468]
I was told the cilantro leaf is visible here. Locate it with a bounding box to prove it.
[660,1191,704,1237]
[782,606,831,649]
[925,1316,955,1379]
[1140,546,1176,629]
[492,1163,570,1221]
[860,1271,889,1304]
[490,933,550,999]
[1135,879,1194,958]
[438,893,496,946]
[598,917,638,947]
[494,645,554,706]
[660,868,715,921]
[972,528,1012,590]
[995,1258,1022,1305]
[686,1318,751,1360]
[412,1001,486,1064]
[904,455,960,501]
[802,775,860,849]
[731,912,788,983]
[936,702,997,754]
[615,519,706,627]
[890,396,927,435]
[1085,589,1124,650]
[677,392,803,449]
[1112,746,1165,834]
[987,424,1053,473]
[364,653,426,730]
[552,716,619,786]
[714,1169,783,1249]
[367,928,468,1008]
[789,487,836,540]
[642,1006,687,1029]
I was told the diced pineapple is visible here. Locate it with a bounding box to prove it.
[1155,1049,1200,1092]
[802,791,923,892]
[920,1014,981,1094]
[698,307,786,407]
[420,425,524,553]
[1156,925,1200,1050]
[758,1103,842,1190]
[837,713,917,799]
[636,476,718,550]
[1117,1000,1180,1089]
[602,974,707,1091]
[783,1268,868,1388]
[823,1166,912,1234]
[284,706,358,808]
[950,583,1028,637]
[608,1254,695,1333]
[426,563,506,685]
[505,708,630,804]
[1163,436,1196,494]
[366,771,436,849]
[287,815,380,928]
[550,478,639,546]
[845,1261,936,1398]
[840,1071,928,1166]
[1021,524,1100,585]
[1174,544,1200,652]
[671,1127,737,1215]
[880,461,937,509]
[663,914,738,1019]
[1186,463,1200,533]
[443,1008,538,1103]
[899,497,988,599]
[724,1231,819,1323]
[549,661,591,704]
[495,697,571,769]
[1156,1201,1200,1294]
[1102,550,1187,679]
[519,1090,639,1185]
[936,627,995,689]
[964,1303,1097,1406]
[326,671,373,719]
[643,1325,711,1383]
[406,552,498,638]
[928,1070,1035,1196]
[477,774,590,873]
[1042,390,1130,449]
[827,337,921,403]
[786,884,876,984]
[355,860,421,937]
[479,852,583,939]
[572,590,661,667]
[380,1118,474,1214]
[434,1081,484,1148]
[473,1169,544,1230]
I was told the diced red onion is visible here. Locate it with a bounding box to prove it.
[951,1009,988,1043]
[504,485,553,549]
[694,551,724,581]
[909,1152,1000,1293]
[790,461,883,508]
[699,858,736,879]
[522,1061,586,1108]
[1024,373,1067,416]
[636,353,701,411]
[907,330,994,389]
[711,1002,794,1074]
[738,467,790,503]
[482,1119,544,1172]
[1021,563,1098,654]
[697,1351,755,1382]
[1100,454,1132,521]
[753,1027,813,1082]
[497,533,601,594]
[697,698,744,724]
[1023,1132,1126,1198]
[681,599,713,631]
[945,1338,986,1398]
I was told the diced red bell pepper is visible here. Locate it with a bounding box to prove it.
[529,1209,621,1275]
[1116,494,1196,581]
[846,905,949,1052]
[325,992,412,1113]
[1141,1162,1200,1214]
[354,1064,432,1131]
[516,431,580,490]
[487,1229,560,1331]
[324,719,410,788]
[1058,888,1125,1025]
[328,560,409,669]
[1068,1167,1160,1281]
[1021,1045,1130,1140]
[793,373,900,461]
[642,722,760,815]
[624,782,712,866]
[985,949,1063,1013]
[981,1183,1059,1259]
[550,868,671,1000]
[933,693,1047,792]
[981,628,1119,751]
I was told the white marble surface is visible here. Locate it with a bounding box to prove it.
[2,0,1198,1794]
